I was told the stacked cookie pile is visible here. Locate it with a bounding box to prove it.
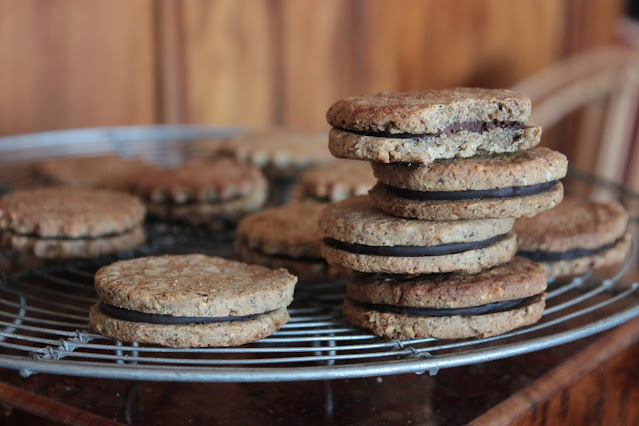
[319,88,568,340]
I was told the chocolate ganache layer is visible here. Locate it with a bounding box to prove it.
[99,302,259,325]
[7,227,140,241]
[518,238,620,262]
[384,180,559,202]
[350,295,541,317]
[323,234,507,257]
[341,120,524,139]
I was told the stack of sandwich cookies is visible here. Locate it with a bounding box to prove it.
[327,88,541,164]
[515,197,631,278]
[236,203,348,282]
[369,146,567,220]
[131,158,267,226]
[319,87,561,340]
[319,196,516,274]
[344,257,547,339]
[0,188,145,260]
[90,254,297,348]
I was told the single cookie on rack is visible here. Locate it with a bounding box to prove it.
[0,187,145,259]
[369,147,567,220]
[236,202,348,283]
[131,158,267,226]
[326,88,541,163]
[514,197,631,278]
[319,196,516,274]
[89,254,297,348]
[34,155,156,191]
[292,160,377,203]
[208,128,336,178]
[343,257,547,340]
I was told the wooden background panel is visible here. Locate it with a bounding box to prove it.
[0,0,157,135]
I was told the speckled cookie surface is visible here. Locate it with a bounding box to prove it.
[347,257,547,308]
[326,88,532,134]
[236,203,325,258]
[0,188,145,237]
[34,155,157,191]
[328,126,541,164]
[321,232,516,274]
[343,295,545,340]
[293,161,376,202]
[89,304,289,348]
[132,159,267,204]
[212,129,335,170]
[319,196,514,246]
[369,181,564,220]
[514,197,629,252]
[540,232,632,278]
[94,254,297,317]
[371,147,567,191]
[1,225,145,259]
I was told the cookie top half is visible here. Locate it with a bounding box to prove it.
[514,197,629,251]
[319,195,514,246]
[95,254,297,317]
[347,257,546,308]
[132,158,267,204]
[236,202,325,258]
[372,147,567,191]
[326,88,531,134]
[0,188,145,238]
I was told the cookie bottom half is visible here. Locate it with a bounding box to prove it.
[343,295,545,340]
[89,304,289,348]
[321,232,516,274]
[328,126,541,164]
[369,182,564,220]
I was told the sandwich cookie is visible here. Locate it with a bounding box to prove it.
[343,257,547,340]
[369,147,567,220]
[0,188,145,259]
[236,202,347,282]
[212,129,336,178]
[131,158,267,226]
[293,160,377,203]
[326,88,541,164]
[319,196,516,274]
[90,254,297,348]
[514,197,631,278]
[34,155,156,191]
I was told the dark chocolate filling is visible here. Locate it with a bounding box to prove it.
[351,295,539,317]
[323,234,507,257]
[99,302,259,325]
[8,228,136,241]
[384,180,559,202]
[518,238,620,262]
[340,120,524,139]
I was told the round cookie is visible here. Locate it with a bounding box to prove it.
[0,188,146,259]
[344,257,547,340]
[514,197,631,277]
[34,155,156,191]
[236,202,347,282]
[90,254,297,348]
[292,160,377,203]
[212,129,336,177]
[369,147,567,220]
[319,196,516,274]
[326,88,541,163]
[131,158,268,225]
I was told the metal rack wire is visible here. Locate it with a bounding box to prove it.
[0,125,637,382]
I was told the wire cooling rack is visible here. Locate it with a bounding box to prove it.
[0,125,637,382]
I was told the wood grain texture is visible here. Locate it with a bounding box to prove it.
[0,0,157,135]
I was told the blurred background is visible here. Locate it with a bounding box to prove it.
[1,0,638,189]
